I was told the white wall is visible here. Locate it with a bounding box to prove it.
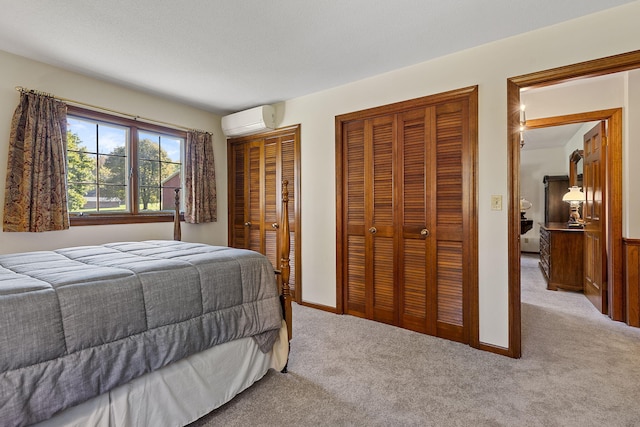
[0,50,227,254]
[520,146,568,253]
[276,1,640,348]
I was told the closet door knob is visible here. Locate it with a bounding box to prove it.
[420,228,430,238]
[244,221,252,227]
[368,227,377,234]
[271,223,279,229]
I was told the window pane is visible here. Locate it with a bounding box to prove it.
[98,185,127,212]
[139,132,160,160]
[67,115,130,215]
[139,187,160,211]
[161,163,181,212]
[161,163,181,182]
[162,137,182,163]
[161,187,179,211]
[139,159,161,187]
[99,154,126,185]
[98,124,127,155]
[67,108,186,221]
[67,152,97,183]
[68,117,97,153]
[67,184,96,213]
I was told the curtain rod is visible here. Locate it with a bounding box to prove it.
[14,86,212,135]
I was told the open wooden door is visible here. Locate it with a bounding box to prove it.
[583,121,607,313]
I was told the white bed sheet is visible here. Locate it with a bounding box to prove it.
[34,321,289,427]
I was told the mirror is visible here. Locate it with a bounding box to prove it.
[569,149,584,187]
[569,149,584,222]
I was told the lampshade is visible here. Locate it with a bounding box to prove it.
[520,198,532,212]
[562,186,586,203]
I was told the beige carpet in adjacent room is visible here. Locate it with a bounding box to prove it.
[190,253,640,426]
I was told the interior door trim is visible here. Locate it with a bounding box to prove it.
[506,50,639,358]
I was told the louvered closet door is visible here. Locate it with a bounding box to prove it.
[262,138,279,267]
[367,115,396,324]
[341,96,470,344]
[247,141,264,253]
[230,139,279,266]
[398,107,436,334]
[345,116,397,324]
[278,133,297,290]
[432,101,468,342]
[229,143,248,248]
[262,133,297,289]
[344,120,367,317]
[228,126,300,297]
[344,114,404,325]
[228,140,264,253]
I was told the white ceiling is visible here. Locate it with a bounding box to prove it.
[523,123,585,151]
[0,0,635,115]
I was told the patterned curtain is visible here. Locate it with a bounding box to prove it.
[184,130,217,223]
[3,92,69,232]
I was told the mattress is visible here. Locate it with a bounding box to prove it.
[0,241,283,426]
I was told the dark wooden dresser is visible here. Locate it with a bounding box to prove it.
[539,223,584,292]
[543,175,570,223]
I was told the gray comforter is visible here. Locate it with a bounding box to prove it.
[0,240,283,427]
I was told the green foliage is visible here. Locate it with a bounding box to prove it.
[100,145,127,203]
[67,135,179,212]
[66,131,94,211]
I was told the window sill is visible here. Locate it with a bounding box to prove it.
[70,213,183,226]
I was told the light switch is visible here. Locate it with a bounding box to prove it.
[491,195,502,211]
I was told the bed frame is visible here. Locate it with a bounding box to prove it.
[173,180,292,343]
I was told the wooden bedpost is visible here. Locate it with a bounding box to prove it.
[173,188,181,241]
[280,180,293,341]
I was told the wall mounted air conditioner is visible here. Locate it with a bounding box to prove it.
[221,105,275,137]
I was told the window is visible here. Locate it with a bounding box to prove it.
[66,106,185,225]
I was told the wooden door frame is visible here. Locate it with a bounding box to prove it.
[507,50,640,358]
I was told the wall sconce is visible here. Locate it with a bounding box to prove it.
[519,104,526,148]
[562,186,586,227]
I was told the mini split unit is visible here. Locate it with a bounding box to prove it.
[221,105,275,137]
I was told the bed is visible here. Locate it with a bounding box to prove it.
[0,182,293,427]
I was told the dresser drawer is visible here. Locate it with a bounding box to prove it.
[540,227,549,245]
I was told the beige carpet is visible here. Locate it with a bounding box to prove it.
[190,253,640,426]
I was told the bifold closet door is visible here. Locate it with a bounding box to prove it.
[264,133,298,289]
[345,116,396,324]
[366,115,396,324]
[397,107,437,334]
[431,100,468,342]
[231,141,267,255]
[341,97,470,343]
[343,111,434,328]
[228,131,298,293]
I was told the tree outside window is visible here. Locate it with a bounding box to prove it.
[66,106,185,225]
